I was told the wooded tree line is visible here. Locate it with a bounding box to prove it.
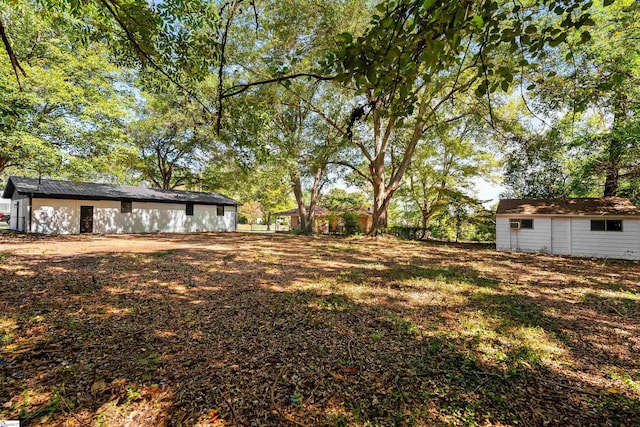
[0,0,635,237]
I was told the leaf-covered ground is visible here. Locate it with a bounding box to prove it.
[1,232,639,426]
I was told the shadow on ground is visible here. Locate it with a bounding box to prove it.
[0,233,639,426]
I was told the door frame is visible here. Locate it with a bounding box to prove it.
[80,205,94,234]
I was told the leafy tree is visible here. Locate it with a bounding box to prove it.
[329,0,600,234]
[0,2,133,180]
[398,113,496,236]
[215,0,368,233]
[526,0,640,199]
[320,188,369,212]
[128,88,210,189]
[239,201,263,230]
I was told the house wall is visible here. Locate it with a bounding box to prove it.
[496,216,640,260]
[9,196,29,232]
[30,198,236,234]
[496,217,552,253]
[570,218,640,260]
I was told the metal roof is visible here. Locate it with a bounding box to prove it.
[2,176,237,206]
[496,197,640,216]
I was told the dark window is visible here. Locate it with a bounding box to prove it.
[217,205,224,216]
[607,219,623,231]
[121,201,132,214]
[520,219,534,229]
[591,219,622,232]
[186,203,194,216]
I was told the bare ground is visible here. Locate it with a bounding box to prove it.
[0,232,639,426]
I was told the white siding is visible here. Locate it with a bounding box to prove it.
[496,217,552,253]
[495,217,511,250]
[30,198,236,234]
[570,218,640,260]
[497,215,640,261]
[9,198,29,232]
[551,218,571,255]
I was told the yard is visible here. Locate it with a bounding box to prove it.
[0,232,639,426]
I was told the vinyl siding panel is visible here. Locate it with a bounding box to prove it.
[497,215,640,260]
[570,218,640,260]
[495,217,511,250]
[31,198,236,234]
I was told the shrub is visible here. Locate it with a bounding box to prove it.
[342,212,362,236]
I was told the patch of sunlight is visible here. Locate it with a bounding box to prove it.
[264,267,281,275]
[456,310,567,367]
[605,366,640,393]
[506,325,567,366]
[153,330,177,338]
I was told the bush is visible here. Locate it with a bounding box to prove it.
[342,212,362,236]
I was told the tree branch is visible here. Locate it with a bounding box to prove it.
[0,19,26,90]
[221,73,335,99]
[328,161,373,184]
[98,0,213,116]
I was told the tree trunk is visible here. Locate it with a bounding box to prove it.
[604,91,626,196]
[421,209,433,239]
[603,161,619,196]
[266,212,271,231]
[370,174,395,234]
[290,173,308,232]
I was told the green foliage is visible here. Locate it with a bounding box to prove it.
[322,188,369,212]
[127,86,209,189]
[0,2,134,179]
[341,211,362,236]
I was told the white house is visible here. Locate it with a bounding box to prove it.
[496,197,640,261]
[2,176,238,234]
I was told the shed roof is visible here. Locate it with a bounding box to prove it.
[2,176,237,206]
[496,197,640,216]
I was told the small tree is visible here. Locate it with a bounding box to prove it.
[341,212,362,236]
[239,201,263,231]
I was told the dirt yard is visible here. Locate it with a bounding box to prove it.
[0,232,639,426]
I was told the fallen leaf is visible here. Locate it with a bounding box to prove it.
[606,387,619,394]
[327,369,344,380]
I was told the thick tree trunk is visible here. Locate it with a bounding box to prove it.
[290,167,324,234]
[603,162,619,196]
[370,175,395,235]
[604,91,626,197]
[421,209,433,239]
[291,173,308,232]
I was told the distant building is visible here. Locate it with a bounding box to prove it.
[496,197,640,260]
[275,206,372,234]
[2,176,238,234]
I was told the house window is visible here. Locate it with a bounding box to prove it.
[121,201,132,213]
[511,219,533,229]
[186,203,194,216]
[591,219,623,232]
[217,205,224,216]
[520,219,534,229]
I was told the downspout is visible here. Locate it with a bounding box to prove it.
[235,204,238,232]
[28,196,32,233]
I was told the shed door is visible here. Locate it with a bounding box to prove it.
[551,218,570,255]
[80,206,94,234]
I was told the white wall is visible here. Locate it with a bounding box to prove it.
[30,198,236,234]
[496,217,552,253]
[570,218,640,260]
[9,198,29,232]
[497,215,640,260]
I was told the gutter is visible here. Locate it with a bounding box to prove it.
[28,197,32,233]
